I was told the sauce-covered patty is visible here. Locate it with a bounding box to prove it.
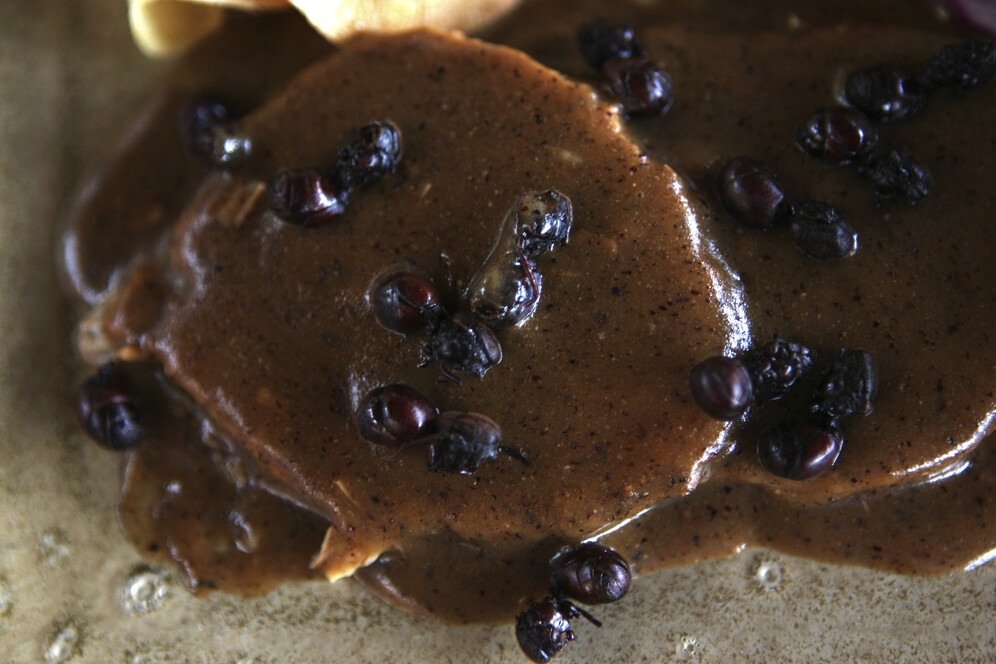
[62,2,996,623]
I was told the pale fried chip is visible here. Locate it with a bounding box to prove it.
[128,0,522,57]
[311,526,388,583]
[128,0,291,57]
[288,0,521,41]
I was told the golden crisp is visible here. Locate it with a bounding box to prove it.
[128,0,521,57]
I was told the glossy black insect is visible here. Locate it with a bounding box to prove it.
[466,252,541,329]
[757,420,843,480]
[424,412,525,474]
[857,147,933,206]
[516,190,573,259]
[371,271,443,334]
[466,190,573,329]
[355,384,439,447]
[923,38,996,91]
[844,65,928,122]
[550,543,631,605]
[515,595,601,664]
[577,20,647,70]
[810,349,876,426]
[715,157,789,230]
[425,310,503,381]
[796,107,878,165]
[787,200,858,260]
[748,336,816,403]
[336,120,403,188]
[269,168,349,227]
[76,363,145,450]
[689,355,753,420]
[601,57,674,118]
[176,94,251,168]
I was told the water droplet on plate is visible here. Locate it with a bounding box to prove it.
[40,529,71,566]
[0,581,12,618]
[44,620,82,664]
[754,558,783,591]
[121,566,171,615]
[674,634,701,661]
[124,649,172,664]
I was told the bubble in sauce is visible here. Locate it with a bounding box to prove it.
[0,580,12,631]
[674,635,702,661]
[0,581,12,616]
[753,558,783,592]
[44,620,82,664]
[121,566,171,615]
[39,529,71,567]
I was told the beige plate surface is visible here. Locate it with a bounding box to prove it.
[0,1,994,662]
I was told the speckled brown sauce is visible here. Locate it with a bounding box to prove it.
[61,1,996,623]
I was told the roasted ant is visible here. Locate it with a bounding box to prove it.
[550,542,631,605]
[514,542,632,662]
[356,386,525,474]
[515,595,601,663]
[422,310,503,382]
[76,362,146,450]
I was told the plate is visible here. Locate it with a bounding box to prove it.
[0,1,993,662]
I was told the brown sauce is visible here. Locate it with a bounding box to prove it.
[116,364,329,594]
[61,0,996,623]
[605,442,996,576]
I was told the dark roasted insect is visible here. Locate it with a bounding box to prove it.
[550,543,631,605]
[689,355,753,420]
[757,420,843,480]
[515,595,601,663]
[748,336,816,402]
[924,38,996,90]
[795,107,878,165]
[269,168,349,227]
[466,190,573,329]
[424,311,503,381]
[810,349,876,426]
[601,57,674,118]
[577,20,647,70]
[176,94,251,167]
[786,200,858,260]
[466,251,541,329]
[714,157,789,230]
[857,147,933,206]
[576,21,671,118]
[424,412,526,474]
[336,120,403,188]
[371,271,443,334]
[76,363,146,450]
[844,65,928,122]
[516,190,573,259]
[355,385,439,447]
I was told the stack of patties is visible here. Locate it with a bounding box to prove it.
[65,0,996,656]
